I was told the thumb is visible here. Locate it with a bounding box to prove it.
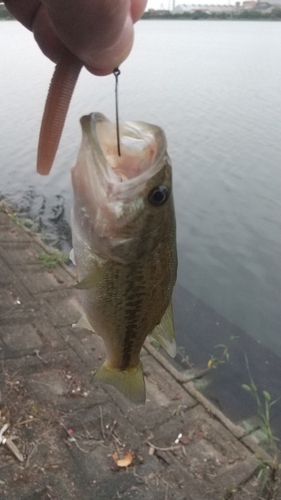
[41,0,134,74]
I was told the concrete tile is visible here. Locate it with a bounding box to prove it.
[0,215,265,500]
[148,405,260,498]
[0,241,43,265]
[0,223,33,242]
[1,322,43,350]
[210,456,260,494]
[37,289,81,327]
[0,255,15,285]
[16,265,74,294]
[0,313,64,358]
[110,355,197,432]
[58,325,106,369]
[0,286,19,314]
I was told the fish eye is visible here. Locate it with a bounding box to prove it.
[148,185,170,206]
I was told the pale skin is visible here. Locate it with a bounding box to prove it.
[4,0,148,173]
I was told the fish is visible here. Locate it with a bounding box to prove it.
[71,112,177,404]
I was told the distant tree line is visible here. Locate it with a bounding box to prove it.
[1,2,281,22]
[0,5,14,20]
[142,7,281,20]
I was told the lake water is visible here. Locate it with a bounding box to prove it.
[1,20,281,429]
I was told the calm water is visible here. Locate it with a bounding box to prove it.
[1,20,281,426]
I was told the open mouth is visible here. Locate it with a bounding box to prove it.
[96,120,157,182]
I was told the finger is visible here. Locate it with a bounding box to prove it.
[32,4,65,62]
[83,14,134,76]
[4,0,40,30]
[130,0,148,22]
[4,0,64,63]
[5,0,147,73]
[42,0,135,72]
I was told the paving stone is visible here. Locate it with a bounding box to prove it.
[1,349,108,416]
[0,241,42,265]
[209,456,260,494]
[0,255,14,285]
[0,476,81,500]
[91,471,167,500]
[0,211,10,225]
[26,367,107,409]
[0,211,265,500]
[116,485,169,500]
[0,313,64,358]
[0,281,34,313]
[0,286,18,317]
[230,476,264,499]
[0,223,33,242]
[1,322,43,350]
[37,289,81,327]
[108,355,197,432]
[152,405,253,459]
[15,265,74,294]
[0,426,82,500]
[58,325,106,369]
[63,413,167,500]
[163,465,213,500]
[147,405,260,498]
[64,402,143,452]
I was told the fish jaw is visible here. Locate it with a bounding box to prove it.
[71,112,174,264]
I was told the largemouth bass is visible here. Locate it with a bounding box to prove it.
[71,112,177,404]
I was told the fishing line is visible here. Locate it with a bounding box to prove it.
[113,67,121,157]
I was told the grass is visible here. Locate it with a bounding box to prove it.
[0,201,39,231]
[38,250,68,269]
[178,335,238,373]
[242,355,281,499]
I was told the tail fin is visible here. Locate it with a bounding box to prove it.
[93,361,145,405]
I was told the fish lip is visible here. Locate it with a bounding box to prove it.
[80,112,168,198]
[80,112,118,188]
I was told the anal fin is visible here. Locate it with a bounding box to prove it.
[72,314,95,332]
[150,302,177,358]
[69,248,76,266]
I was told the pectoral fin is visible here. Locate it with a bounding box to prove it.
[72,314,95,332]
[74,266,105,289]
[150,302,177,358]
[93,361,145,406]
[69,248,76,266]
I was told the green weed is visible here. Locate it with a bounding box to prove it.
[38,250,68,269]
[242,355,281,498]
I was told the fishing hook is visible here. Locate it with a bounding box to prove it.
[113,68,121,157]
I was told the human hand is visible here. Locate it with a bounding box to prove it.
[5,0,148,175]
[4,0,147,75]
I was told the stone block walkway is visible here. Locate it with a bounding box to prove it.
[0,204,272,499]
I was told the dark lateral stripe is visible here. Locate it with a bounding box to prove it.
[120,268,145,370]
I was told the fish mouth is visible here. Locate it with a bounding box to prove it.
[80,113,167,195]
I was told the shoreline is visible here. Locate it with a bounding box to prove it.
[0,199,279,498]
[3,198,281,440]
